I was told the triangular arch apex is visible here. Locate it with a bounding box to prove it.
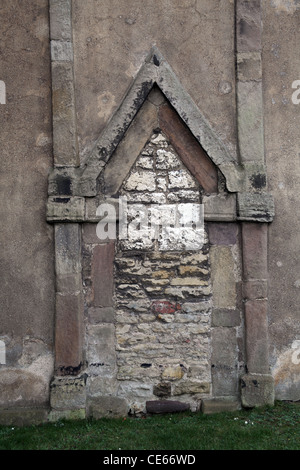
[82,47,237,180]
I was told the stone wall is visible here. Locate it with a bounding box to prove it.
[76,108,246,416]
[0,0,299,425]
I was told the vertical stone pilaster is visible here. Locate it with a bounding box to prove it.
[50,0,78,167]
[241,222,274,406]
[92,242,115,308]
[54,224,83,375]
[236,0,265,171]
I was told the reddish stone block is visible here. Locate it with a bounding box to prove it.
[159,104,218,194]
[151,300,181,315]
[242,223,268,280]
[243,279,268,300]
[92,242,115,307]
[244,299,269,374]
[55,292,84,375]
[207,222,238,245]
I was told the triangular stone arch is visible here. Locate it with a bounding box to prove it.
[100,86,219,198]
[79,47,241,197]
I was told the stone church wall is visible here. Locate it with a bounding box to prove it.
[0,0,299,425]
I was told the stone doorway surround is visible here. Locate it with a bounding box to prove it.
[46,0,275,419]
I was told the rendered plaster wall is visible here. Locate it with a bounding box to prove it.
[0,0,55,423]
[262,0,300,400]
[72,0,237,163]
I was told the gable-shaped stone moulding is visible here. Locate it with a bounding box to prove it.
[47,48,275,419]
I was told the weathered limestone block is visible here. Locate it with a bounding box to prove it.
[210,246,237,309]
[87,324,116,376]
[88,307,115,324]
[117,382,153,403]
[48,409,86,422]
[241,374,275,408]
[162,366,185,381]
[51,61,78,166]
[92,242,115,307]
[0,369,50,409]
[201,397,241,414]
[211,308,241,327]
[87,376,118,397]
[49,0,72,41]
[211,328,239,396]
[87,396,128,419]
[47,197,85,223]
[153,382,171,397]
[0,409,49,427]
[124,170,156,192]
[50,375,87,411]
[156,149,180,169]
[168,169,198,189]
[203,194,237,222]
[238,193,275,222]
[55,223,82,278]
[51,40,73,62]
[237,52,262,82]
[237,80,264,163]
[173,380,210,396]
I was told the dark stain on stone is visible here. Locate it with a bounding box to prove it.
[57,175,72,195]
[153,54,160,66]
[57,363,83,376]
[53,197,70,203]
[251,173,266,189]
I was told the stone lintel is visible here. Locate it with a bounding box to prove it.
[47,196,85,222]
[203,194,237,222]
[238,192,275,222]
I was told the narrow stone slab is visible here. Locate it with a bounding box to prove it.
[201,397,241,414]
[159,104,218,194]
[146,400,190,414]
